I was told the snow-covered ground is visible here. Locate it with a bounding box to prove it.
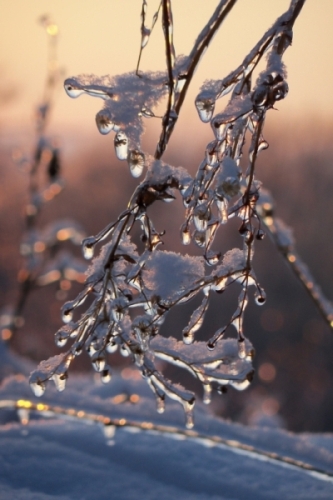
[0,343,333,500]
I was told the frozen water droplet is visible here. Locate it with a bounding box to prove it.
[95,109,114,135]
[213,277,227,293]
[106,339,118,353]
[206,140,219,166]
[52,372,67,392]
[64,81,84,98]
[114,131,128,160]
[213,121,230,141]
[156,396,165,414]
[82,236,96,260]
[193,204,210,232]
[205,251,220,266]
[252,84,269,108]
[203,384,212,405]
[17,408,30,425]
[256,229,265,240]
[273,81,288,101]
[140,106,155,118]
[128,149,145,178]
[183,329,194,345]
[111,297,129,322]
[30,380,46,397]
[101,368,112,384]
[195,97,215,122]
[193,230,206,248]
[55,328,69,347]
[141,27,151,48]
[92,354,106,372]
[180,224,191,245]
[120,344,130,357]
[255,289,266,305]
[258,140,269,153]
[238,338,246,359]
[61,302,74,323]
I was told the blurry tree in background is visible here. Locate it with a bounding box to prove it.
[2,0,333,432]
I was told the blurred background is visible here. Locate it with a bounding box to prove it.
[1,0,333,433]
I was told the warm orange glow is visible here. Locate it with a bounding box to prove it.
[258,362,277,382]
[118,418,126,426]
[49,183,62,196]
[112,394,127,405]
[34,241,46,253]
[261,397,280,416]
[60,279,71,291]
[37,270,61,285]
[121,367,142,380]
[288,254,296,263]
[2,328,12,341]
[129,394,140,404]
[57,229,71,241]
[141,421,153,429]
[25,204,37,216]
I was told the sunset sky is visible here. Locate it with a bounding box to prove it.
[1,1,332,147]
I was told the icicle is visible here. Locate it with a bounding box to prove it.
[203,383,212,405]
[156,396,165,414]
[207,326,226,350]
[216,198,228,224]
[182,295,209,344]
[183,400,195,429]
[206,140,219,166]
[180,224,191,245]
[238,338,246,359]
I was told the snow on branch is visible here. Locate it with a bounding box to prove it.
[29,0,312,428]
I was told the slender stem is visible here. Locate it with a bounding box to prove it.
[154,0,238,159]
[263,218,333,329]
